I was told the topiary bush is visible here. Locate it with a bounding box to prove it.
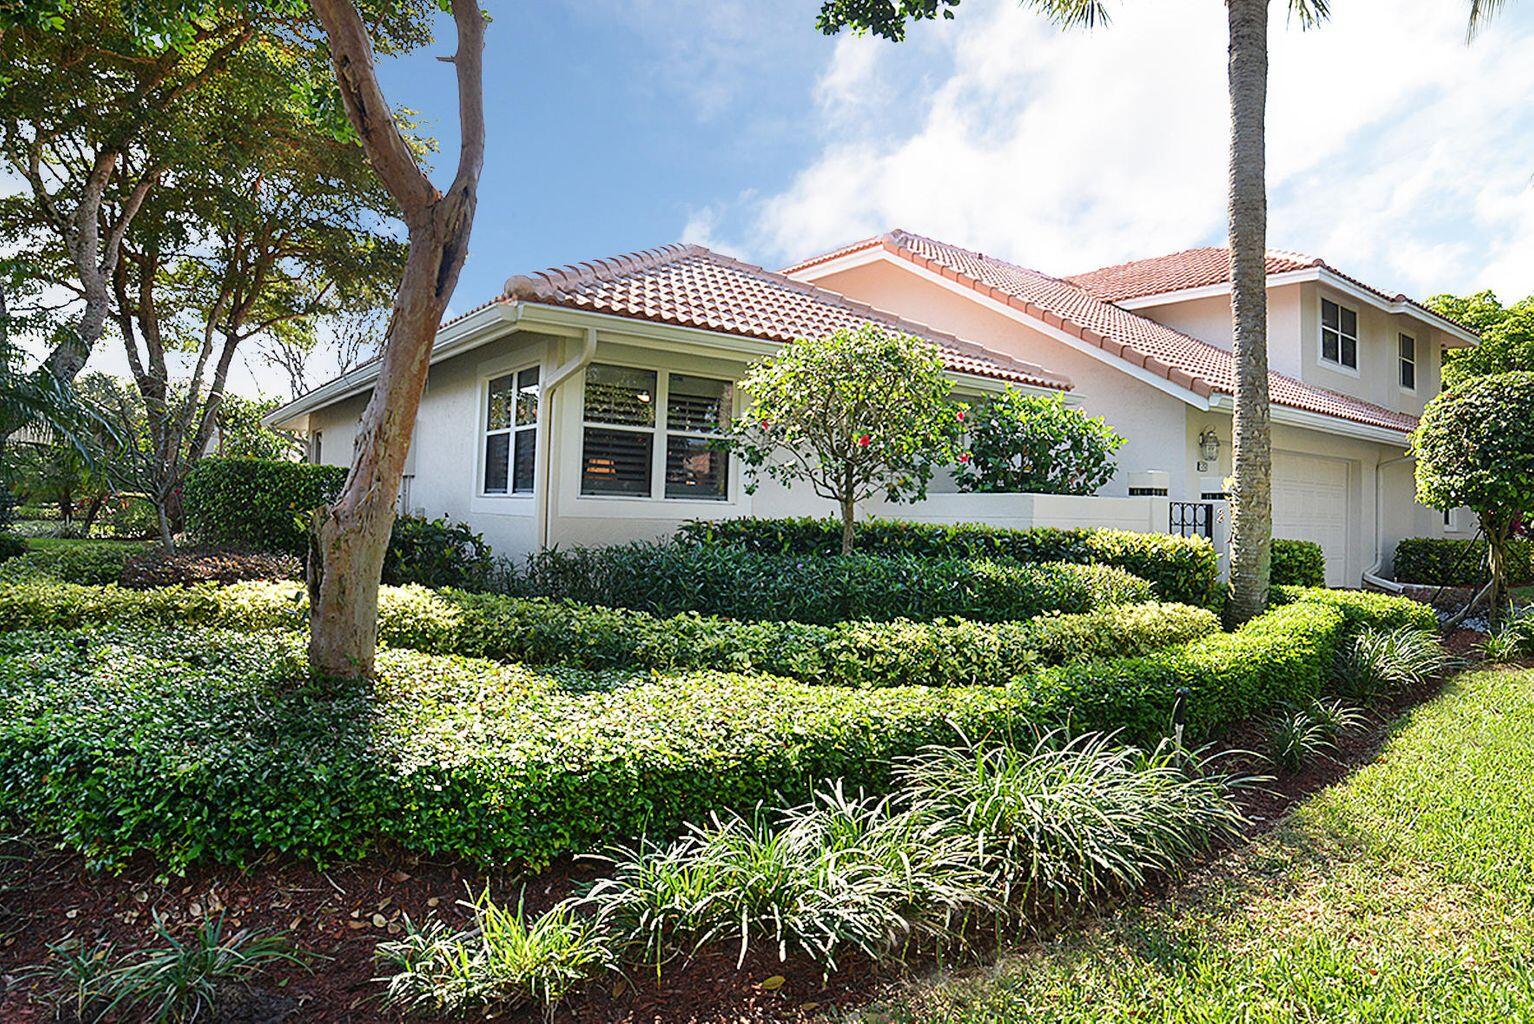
[1392,536,1533,588]
[509,541,1152,624]
[1271,539,1326,587]
[0,586,1416,871]
[0,580,1219,690]
[0,533,25,563]
[383,515,494,591]
[182,457,346,556]
[677,517,1220,607]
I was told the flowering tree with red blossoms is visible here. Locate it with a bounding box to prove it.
[729,324,965,554]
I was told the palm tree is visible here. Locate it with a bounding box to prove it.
[1467,0,1508,37]
[817,0,1329,622]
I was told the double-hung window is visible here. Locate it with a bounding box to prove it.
[483,366,540,494]
[1399,333,1417,390]
[1321,298,1359,370]
[580,363,732,500]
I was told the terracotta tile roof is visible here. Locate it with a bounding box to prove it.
[787,230,1420,436]
[1064,246,1319,301]
[500,243,1071,391]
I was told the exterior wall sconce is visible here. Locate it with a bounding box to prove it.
[1197,427,1221,472]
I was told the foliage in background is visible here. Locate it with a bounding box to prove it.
[954,389,1124,495]
[678,517,1221,607]
[1412,372,1534,618]
[1426,291,1534,388]
[213,396,306,462]
[1393,536,1532,588]
[728,325,965,554]
[510,541,1152,625]
[0,541,147,586]
[1270,538,1326,587]
[383,515,493,591]
[182,457,346,555]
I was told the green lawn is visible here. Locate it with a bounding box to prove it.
[868,665,1534,1024]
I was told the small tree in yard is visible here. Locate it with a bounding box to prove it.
[731,324,964,554]
[955,388,1124,495]
[1412,371,1534,623]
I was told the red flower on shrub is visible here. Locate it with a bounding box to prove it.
[956,409,966,422]
[958,451,972,464]
[857,434,871,447]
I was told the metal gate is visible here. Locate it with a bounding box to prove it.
[1169,501,1214,540]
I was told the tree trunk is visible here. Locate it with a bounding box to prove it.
[840,495,856,555]
[1486,519,1512,627]
[156,502,176,553]
[1224,0,1273,625]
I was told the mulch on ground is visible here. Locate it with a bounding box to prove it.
[0,637,1501,1024]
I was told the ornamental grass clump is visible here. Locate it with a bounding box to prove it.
[896,732,1251,911]
[1331,625,1447,704]
[583,784,993,973]
[377,894,614,1018]
[1263,698,1367,773]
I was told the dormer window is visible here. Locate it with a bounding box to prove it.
[1399,333,1417,390]
[1321,298,1359,371]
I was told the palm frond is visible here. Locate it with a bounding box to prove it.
[1022,0,1112,30]
[1467,0,1507,40]
[1288,0,1332,31]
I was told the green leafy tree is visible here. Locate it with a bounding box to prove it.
[730,324,965,554]
[1425,291,1534,388]
[815,0,1329,624]
[214,395,306,461]
[955,388,1124,495]
[1411,371,1534,622]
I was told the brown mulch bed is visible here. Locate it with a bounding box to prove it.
[117,549,302,589]
[0,643,1496,1024]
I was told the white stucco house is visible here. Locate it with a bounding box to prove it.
[267,229,1478,586]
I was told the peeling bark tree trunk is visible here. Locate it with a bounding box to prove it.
[1224,0,1273,626]
[306,0,485,680]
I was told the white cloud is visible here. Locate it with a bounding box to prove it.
[712,0,1534,299]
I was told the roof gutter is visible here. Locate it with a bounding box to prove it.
[1364,451,1415,591]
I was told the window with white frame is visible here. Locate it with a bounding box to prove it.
[1399,333,1417,390]
[1321,298,1359,370]
[579,364,732,499]
[483,366,540,495]
[309,431,323,465]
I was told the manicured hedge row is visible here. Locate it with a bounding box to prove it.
[1271,584,1440,633]
[0,541,147,586]
[183,457,346,555]
[1271,539,1326,587]
[1392,536,1532,588]
[0,580,1219,689]
[510,541,1153,624]
[0,586,1416,869]
[677,516,1221,607]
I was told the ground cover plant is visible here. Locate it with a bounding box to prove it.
[508,540,1153,624]
[862,663,1534,1024]
[677,517,1220,607]
[0,586,1428,873]
[0,577,1219,689]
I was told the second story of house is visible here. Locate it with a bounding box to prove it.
[1064,247,1479,417]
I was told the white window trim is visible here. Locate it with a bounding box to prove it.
[476,360,543,500]
[576,360,735,503]
[1398,332,1417,393]
[1319,297,1361,377]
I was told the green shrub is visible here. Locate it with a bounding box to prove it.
[512,541,1153,624]
[0,580,1217,690]
[1392,536,1533,587]
[0,585,1413,871]
[0,533,25,563]
[182,457,346,555]
[0,540,146,585]
[678,517,1220,607]
[384,514,493,590]
[1270,539,1326,587]
[1271,585,1439,633]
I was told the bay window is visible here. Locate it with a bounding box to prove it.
[581,363,732,500]
[483,366,540,495]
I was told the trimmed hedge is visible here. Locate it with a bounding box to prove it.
[1271,585,1440,633]
[0,541,147,586]
[1392,536,1533,588]
[678,517,1220,607]
[384,515,494,591]
[0,585,1423,870]
[182,457,346,555]
[511,541,1153,624]
[1271,539,1326,587]
[0,580,1219,690]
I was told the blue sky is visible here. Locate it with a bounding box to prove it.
[380,0,1534,329]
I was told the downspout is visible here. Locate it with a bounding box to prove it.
[537,326,598,550]
[1363,450,1414,592]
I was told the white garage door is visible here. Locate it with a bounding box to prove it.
[1273,452,1350,586]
